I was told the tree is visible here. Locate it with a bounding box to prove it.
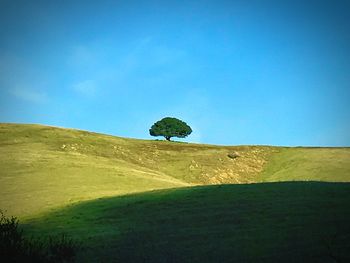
[149,117,192,141]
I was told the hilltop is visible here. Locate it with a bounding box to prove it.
[1,123,350,262]
[1,123,349,218]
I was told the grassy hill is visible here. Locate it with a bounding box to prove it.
[0,123,276,217]
[1,123,349,218]
[259,147,350,182]
[1,123,350,262]
[24,182,350,262]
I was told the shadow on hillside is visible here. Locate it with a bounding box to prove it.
[24,182,350,263]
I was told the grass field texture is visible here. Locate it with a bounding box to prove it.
[1,123,350,262]
[24,182,350,262]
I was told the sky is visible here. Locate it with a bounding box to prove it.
[0,0,349,146]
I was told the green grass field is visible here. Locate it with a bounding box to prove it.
[24,182,350,262]
[1,123,350,262]
[259,147,350,182]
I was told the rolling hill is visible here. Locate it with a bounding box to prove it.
[1,123,350,262]
[0,123,274,217]
[24,182,350,263]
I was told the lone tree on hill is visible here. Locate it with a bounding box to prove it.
[149,117,192,141]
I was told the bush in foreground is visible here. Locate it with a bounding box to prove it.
[0,211,78,262]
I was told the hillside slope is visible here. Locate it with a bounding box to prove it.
[1,123,349,218]
[25,182,350,263]
[260,147,350,182]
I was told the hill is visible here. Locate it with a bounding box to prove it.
[24,182,350,262]
[0,123,349,218]
[1,123,350,262]
[260,147,350,182]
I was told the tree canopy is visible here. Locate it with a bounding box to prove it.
[149,117,192,141]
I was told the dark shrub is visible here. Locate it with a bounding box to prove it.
[0,211,79,262]
[227,152,240,159]
[47,234,79,262]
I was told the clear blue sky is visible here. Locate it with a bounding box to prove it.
[1,0,349,146]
